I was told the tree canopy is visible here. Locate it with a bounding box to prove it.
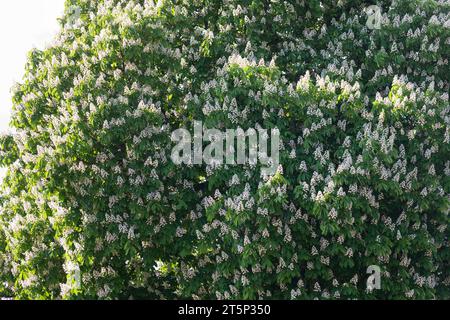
[0,0,449,299]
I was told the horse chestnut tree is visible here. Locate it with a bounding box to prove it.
[0,0,448,299]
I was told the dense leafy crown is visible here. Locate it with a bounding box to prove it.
[0,0,449,299]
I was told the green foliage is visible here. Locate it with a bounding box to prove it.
[0,0,448,300]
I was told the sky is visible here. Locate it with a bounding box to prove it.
[0,0,65,180]
[0,0,66,132]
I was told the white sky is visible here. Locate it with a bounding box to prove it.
[0,0,65,133]
[0,0,65,180]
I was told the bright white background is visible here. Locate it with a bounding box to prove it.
[0,0,65,180]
